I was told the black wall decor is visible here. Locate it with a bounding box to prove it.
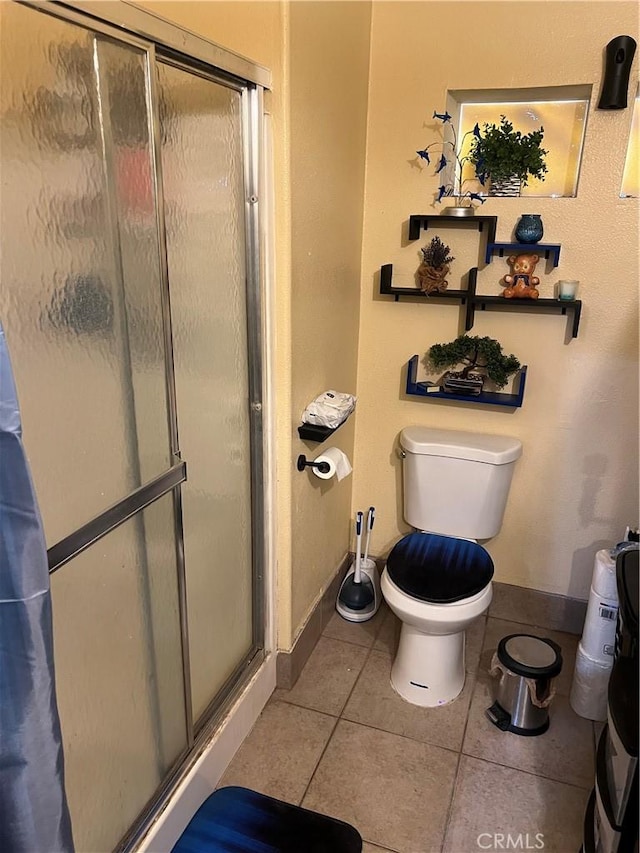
[597,35,637,110]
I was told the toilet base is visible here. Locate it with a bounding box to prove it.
[390,625,465,707]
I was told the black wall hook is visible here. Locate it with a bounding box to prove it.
[297,454,330,474]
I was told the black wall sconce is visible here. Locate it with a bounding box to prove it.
[597,35,637,109]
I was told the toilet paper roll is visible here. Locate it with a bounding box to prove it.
[591,549,618,599]
[569,642,612,721]
[580,583,618,662]
[312,447,352,481]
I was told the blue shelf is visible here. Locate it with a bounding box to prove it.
[405,355,527,408]
[486,242,561,267]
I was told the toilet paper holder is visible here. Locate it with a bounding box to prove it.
[297,454,331,474]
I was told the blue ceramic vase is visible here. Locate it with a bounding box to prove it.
[515,214,544,244]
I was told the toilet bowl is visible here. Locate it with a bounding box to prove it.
[381,531,494,706]
[381,426,522,708]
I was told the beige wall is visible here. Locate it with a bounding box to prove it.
[353,1,639,600]
[136,0,639,629]
[289,1,372,633]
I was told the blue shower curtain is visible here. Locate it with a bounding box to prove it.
[0,325,74,852]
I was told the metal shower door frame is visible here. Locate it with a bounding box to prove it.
[17,1,269,848]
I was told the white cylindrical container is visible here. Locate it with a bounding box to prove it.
[579,550,618,662]
[581,586,618,661]
[591,549,618,599]
[558,280,579,301]
[569,642,612,721]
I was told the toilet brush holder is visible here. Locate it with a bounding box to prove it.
[336,559,381,623]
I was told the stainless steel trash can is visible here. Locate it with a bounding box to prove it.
[486,634,563,736]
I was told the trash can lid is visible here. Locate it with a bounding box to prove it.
[497,634,563,679]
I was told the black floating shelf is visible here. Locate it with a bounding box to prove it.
[406,354,527,408]
[408,214,497,243]
[298,408,354,442]
[486,242,562,267]
[297,423,337,442]
[471,294,582,338]
[380,263,469,303]
[380,265,582,338]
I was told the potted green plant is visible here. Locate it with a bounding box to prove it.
[417,236,455,294]
[469,115,548,197]
[428,334,521,395]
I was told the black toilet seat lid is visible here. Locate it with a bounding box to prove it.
[386,533,494,604]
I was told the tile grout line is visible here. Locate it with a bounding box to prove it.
[296,622,383,808]
[336,712,470,759]
[459,751,594,791]
[296,616,390,833]
[361,838,401,853]
[320,631,383,651]
[488,610,581,637]
[269,695,339,722]
[295,711,340,808]
[328,717,468,755]
[439,616,489,852]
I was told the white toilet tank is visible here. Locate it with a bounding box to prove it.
[401,426,522,540]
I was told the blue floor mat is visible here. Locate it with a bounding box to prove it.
[171,787,362,853]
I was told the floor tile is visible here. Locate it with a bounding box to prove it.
[373,610,486,675]
[490,582,586,635]
[480,617,578,696]
[273,636,369,716]
[320,564,350,630]
[372,607,400,655]
[303,719,458,852]
[466,614,487,673]
[323,602,388,648]
[443,755,589,853]
[462,675,594,788]
[361,843,398,853]
[343,649,474,751]
[219,701,336,804]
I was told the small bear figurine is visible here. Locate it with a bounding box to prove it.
[502,253,540,299]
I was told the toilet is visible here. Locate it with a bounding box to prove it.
[381,426,522,708]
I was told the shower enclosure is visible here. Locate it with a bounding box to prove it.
[0,2,268,850]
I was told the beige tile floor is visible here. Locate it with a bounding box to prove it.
[221,605,595,853]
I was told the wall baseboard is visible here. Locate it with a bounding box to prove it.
[276,564,587,691]
[490,581,587,636]
[276,552,354,690]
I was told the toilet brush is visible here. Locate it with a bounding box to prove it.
[354,511,363,583]
[362,506,375,567]
[338,511,375,613]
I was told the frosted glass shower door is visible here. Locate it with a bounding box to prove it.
[1,0,264,844]
[0,5,187,850]
[0,6,172,545]
[157,63,256,722]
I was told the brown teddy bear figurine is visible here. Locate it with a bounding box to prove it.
[502,253,540,299]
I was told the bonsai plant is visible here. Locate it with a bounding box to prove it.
[415,110,486,214]
[428,334,521,395]
[417,236,455,294]
[469,115,548,196]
